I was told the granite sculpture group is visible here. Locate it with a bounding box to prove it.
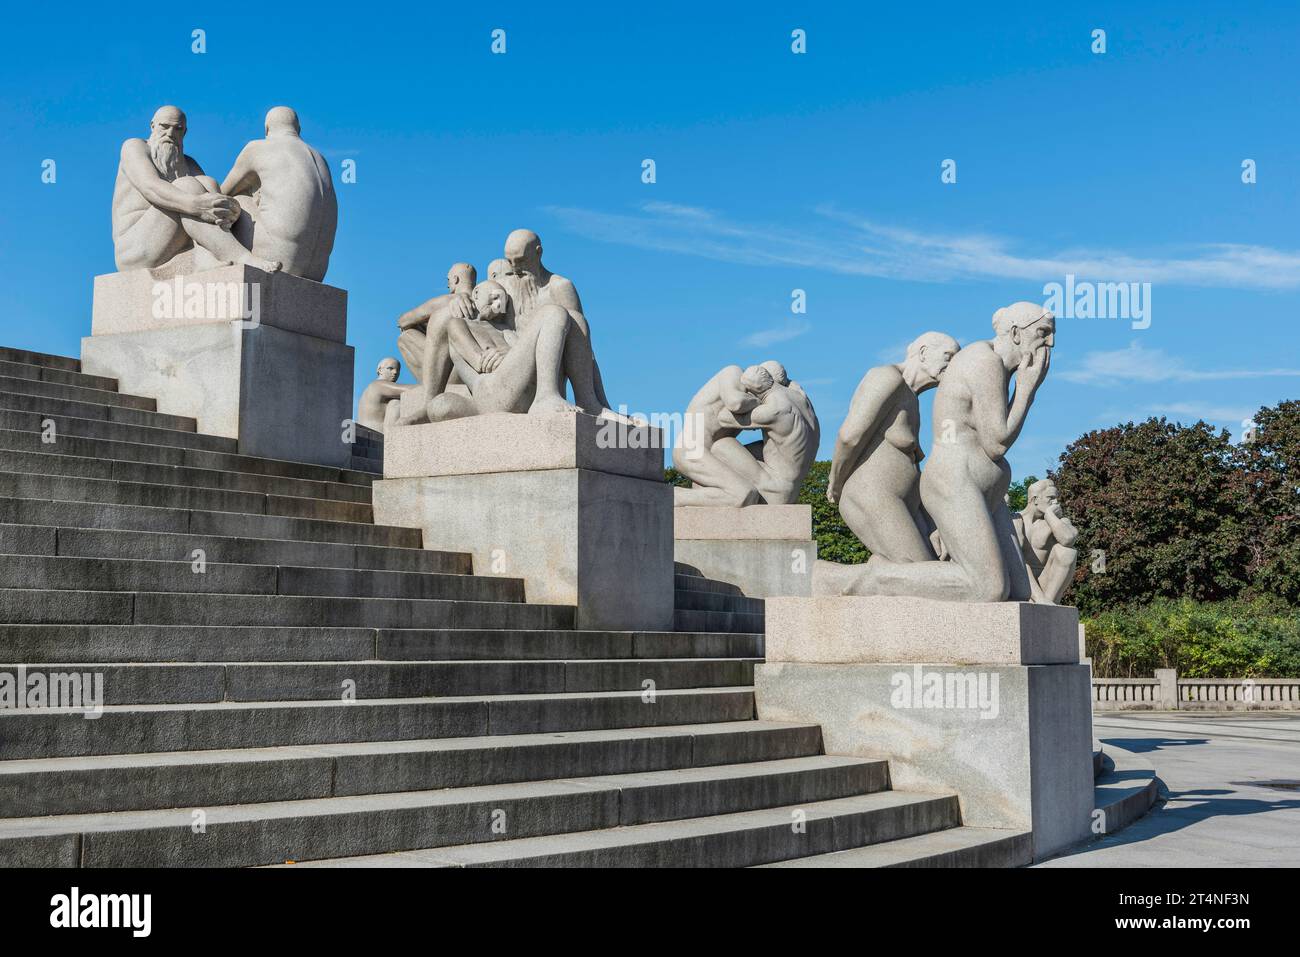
[102,104,1078,607]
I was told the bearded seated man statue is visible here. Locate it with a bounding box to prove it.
[420,280,607,422]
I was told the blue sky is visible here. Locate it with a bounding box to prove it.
[1,1,1297,478]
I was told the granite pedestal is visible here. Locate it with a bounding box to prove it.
[673,504,816,597]
[81,263,354,467]
[372,413,674,631]
[755,596,1093,860]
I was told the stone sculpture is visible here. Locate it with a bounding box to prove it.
[826,332,959,563]
[112,105,336,281]
[396,262,477,383]
[221,106,339,281]
[112,106,281,274]
[1012,478,1079,604]
[391,231,616,425]
[674,361,820,507]
[356,357,411,433]
[852,302,1055,602]
[419,280,607,421]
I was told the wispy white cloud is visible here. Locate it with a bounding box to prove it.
[1147,402,1256,424]
[544,202,1300,290]
[740,318,811,348]
[1060,341,1300,385]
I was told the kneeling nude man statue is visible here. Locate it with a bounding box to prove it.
[827,331,959,564]
[422,280,608,421]
[112,105,281,274]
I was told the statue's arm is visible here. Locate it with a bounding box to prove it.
[828,370,893,498]
[220,143,260,197]
[550,277,585,325]
[119,139,202,216]
[969,350,1031,460]
[1043,509,1079,546]
[397,296,444,331]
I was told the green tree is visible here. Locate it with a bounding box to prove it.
[1051,418,1254,615]
[1237,400,1300,603]
[799,460,870,564]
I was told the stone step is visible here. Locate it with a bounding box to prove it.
[0,359,117,393]
[275,790,961,869]
[0,687,754,759]
[0,471,372,523]
[0,524,464,575]
[0,389,197,432]
[0,755,886,867]
[0,658,758,706]
[0,429,371,488]
[673,588,764,615]
[0,721,826,817]
[0,408,231,452]
[0,588,568,630]
[0,555,521,603]
[0,496,419,548]
[0,347,80,373]
[755,826,1033,868]
[0,625,763,663]
[673,609,765,634]
[0,374,157,412]
[0,428,374,487]
[673,573,745,597]
[0,448,372,503]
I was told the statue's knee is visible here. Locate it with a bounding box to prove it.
[172,176,207,194]
[970,572,1010,604]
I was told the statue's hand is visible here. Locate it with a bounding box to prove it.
[478,347,504,374]
[826,485,839,505]
[1020,344,1051,393]
[192,192,239,227]
[448,294,475,322]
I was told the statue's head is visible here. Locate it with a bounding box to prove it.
[1027,478,1060,513]
[376,357,400,382]
[471,280,509,320]
[148,106,187,180]
[447,262,476,294]
[760,360,789,387]
[741,365,775,396]
[264,106,301,137]
[906,331,961,386]
[487,258,512,282]
[149,105,186,146]
[992,302,1055,363]
[504,229,543,276]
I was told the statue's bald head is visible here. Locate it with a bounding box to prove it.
[265,106,301,136]
[447,262,476,293]
[504,229,543,274]
[150,106,186,141]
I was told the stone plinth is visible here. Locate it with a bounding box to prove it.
[673,505,815,597]
[372,413,673,631]
[82,265,353,468]
[767,595,1080,665]
[755,597,1092,860]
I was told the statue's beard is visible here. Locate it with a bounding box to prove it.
[513,271,538,317]
[149,137,184,181]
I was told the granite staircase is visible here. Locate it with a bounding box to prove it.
[0,345,1025,867]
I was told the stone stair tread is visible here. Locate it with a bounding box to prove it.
[0,685,753,716]
[754,825,1031,867]
[0,428,376,486]
[273,790,955,867]
[0,358,117,391]
[0,720,820,775]
[0,375,156,411]
[0,755,875,839]
[0,347,80,372]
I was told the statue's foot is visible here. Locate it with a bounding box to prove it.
[529,395,582,415]
[238,253,282,273]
